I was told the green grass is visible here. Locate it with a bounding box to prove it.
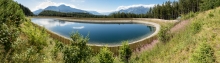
[128,7,220,63]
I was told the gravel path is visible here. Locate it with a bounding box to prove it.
[170,20,190,33]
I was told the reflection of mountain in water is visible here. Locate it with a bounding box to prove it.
[59,20,66,24]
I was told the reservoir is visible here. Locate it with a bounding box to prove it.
[31,18,156,45]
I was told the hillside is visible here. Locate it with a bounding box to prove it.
[129,7,220,63]
[1,0,220,63]
[33,5,103,15]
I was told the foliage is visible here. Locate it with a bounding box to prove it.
[190,42,216,63]
[98,46,114,63]
[52,40,64,59]
[63,31,92,63]
[109,12,146,18]
[200,0,220,11]
[128,6,220,63]
[0,24,19,62]
[190,20,202,34]
[11,39,46,63]
[158,24,172,43]
[0,24,19,52]
[0,0,25,62]
[0,0,25,26]
[182,12,198,20]
[146,0,220,20]
[22,21,49,52]
[14,21,54,62]
[119,41,132,63]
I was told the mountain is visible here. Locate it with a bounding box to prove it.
[33,5,103,15]
[33,9,43,15]
[88,11,102,15]
[117,6,150,14]
[44,5,87,13]
[99,12,112,15]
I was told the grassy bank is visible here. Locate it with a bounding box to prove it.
[128,7,220,63]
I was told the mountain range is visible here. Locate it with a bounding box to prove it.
[117,6,150,14]
[33,4,150,15]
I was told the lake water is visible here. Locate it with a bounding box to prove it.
[31,18,155,45]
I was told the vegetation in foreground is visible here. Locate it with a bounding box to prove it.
[1,0,220,63]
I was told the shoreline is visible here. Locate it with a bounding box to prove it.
[33,17,162,47]
[31,17,179,53]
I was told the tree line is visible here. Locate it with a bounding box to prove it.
[38,10,108,18]
[146,0,220,20]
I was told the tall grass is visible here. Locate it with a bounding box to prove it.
[128,7,220,63]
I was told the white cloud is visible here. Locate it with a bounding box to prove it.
[71,0,85,2]
[32,0,76,11]
[116,4,155,11]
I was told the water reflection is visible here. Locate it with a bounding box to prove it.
[31,18,156,45]
[73,26,85,29]
[32,18,75,28]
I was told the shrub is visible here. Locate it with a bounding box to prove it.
[0,24,19,52]
[24,25,48,52]
[209,13,214,17]
[119,41,132,63]
[0,24,19,62]
[158,25,171,43]
[190,42,216,63]
[98,46,114,63]
[182,12,196,20]
[52,40,64,59]
[0,0,25,26]
[63,31,92,63]
[190,21,202,34]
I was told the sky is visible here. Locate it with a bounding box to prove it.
[14,0,175,13]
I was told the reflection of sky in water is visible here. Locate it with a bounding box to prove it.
[32,19,76,28]
[73,26,84,29]
[31,18,155,45]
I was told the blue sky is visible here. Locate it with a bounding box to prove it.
[14,0,175,13]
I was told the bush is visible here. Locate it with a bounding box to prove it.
[190,21,202,34]
[23,24,48,52]
[52,40,64,59]
[158,25,171,43]
[190,42,216,63]
[119,41,132,63]
[209,13,214,17]
[63,31,92,63]
[0,24,19,62]
[98,46,114,63]
[0,24,19,52]
[0,0,25,26]
[182,12,196,20]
